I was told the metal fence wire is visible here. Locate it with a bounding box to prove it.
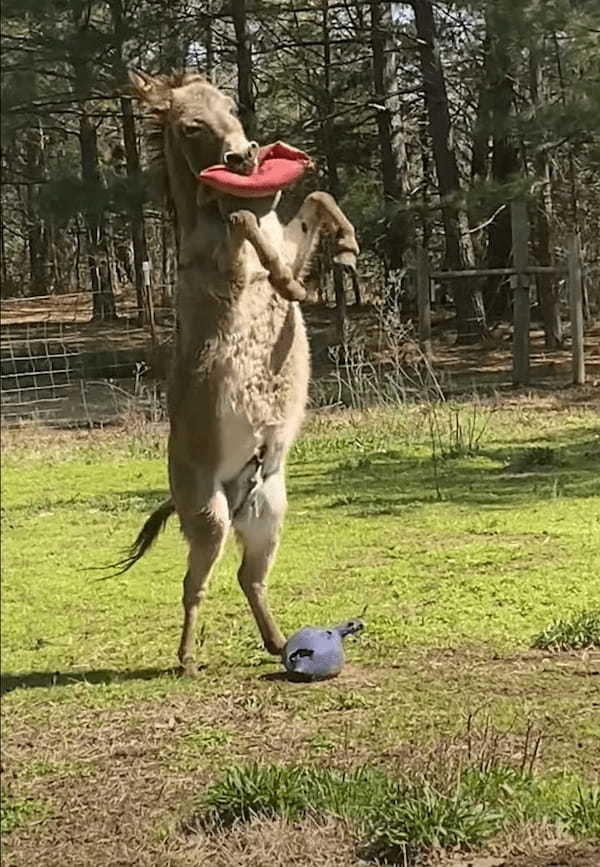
[1,292,173,427]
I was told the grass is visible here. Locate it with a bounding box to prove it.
[532,609,600,651]
[560,786,600,838]
[2,404,599,683]
[0,793,46,835]
[1,397,600,865]
[199,762,600,863]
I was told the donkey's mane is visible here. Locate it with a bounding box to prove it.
[136,71,210,208]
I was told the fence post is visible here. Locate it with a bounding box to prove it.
[510,201,530,386]
[567,233,585,385]
[416,246,432,360]
[142,260,157,344]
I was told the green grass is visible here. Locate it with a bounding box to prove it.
[2,405,599,688]
[199,762,600,862]
[560,785,600,838]
[532,609,600,651]
[1,402,599,862]
[1,793,46,835]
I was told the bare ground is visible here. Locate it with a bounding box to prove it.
[2,297,599,862]
[2,291,599,392]
[2,647,598,866]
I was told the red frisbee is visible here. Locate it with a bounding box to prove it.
[198,142,311,198]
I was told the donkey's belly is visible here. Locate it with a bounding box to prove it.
[216,382,294,482]
[215,364,305,484]
[213,298,307,481]
[216,409,262,483]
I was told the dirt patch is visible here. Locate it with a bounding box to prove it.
[0,289,144,327]
[501,842,600,867]
[446,843,600,867]
[177,831,600,867]
[180,817,360,867]
[2,645,598,866]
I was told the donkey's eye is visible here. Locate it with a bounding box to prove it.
[182,122,206,138]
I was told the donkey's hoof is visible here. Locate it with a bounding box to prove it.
[264,638,286,656]
[275,279,306,303]
[228,209,257,230]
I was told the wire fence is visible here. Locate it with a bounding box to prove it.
[2,279,598,428]
[1,290,173,427]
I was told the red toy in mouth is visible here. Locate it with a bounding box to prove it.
[198,142,312,198]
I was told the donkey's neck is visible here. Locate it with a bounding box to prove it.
[167,160,200,240]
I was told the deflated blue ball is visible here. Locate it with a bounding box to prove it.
[281,618,364,681]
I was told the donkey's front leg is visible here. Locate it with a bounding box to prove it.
[233,470,288,656]
[228,210,306,302]
[284,191,360,280]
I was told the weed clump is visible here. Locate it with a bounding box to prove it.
[198,763,600,864]
[532,609,600,651]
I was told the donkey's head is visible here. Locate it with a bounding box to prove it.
[129,70,258,225]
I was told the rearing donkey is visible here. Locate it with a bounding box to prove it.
[122,70,359,676]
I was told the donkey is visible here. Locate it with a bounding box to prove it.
[122,70,359,676]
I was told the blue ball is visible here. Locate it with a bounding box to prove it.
[281,619,364,681]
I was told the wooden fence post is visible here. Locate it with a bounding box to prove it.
[567,233,585,385]
[416,246,432,360]
[510,201,530,386]
[142,260,157,344]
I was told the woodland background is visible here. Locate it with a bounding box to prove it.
[1,0,599,348]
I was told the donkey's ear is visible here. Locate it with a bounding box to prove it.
[128,68,170,109]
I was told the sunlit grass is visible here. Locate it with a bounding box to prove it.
[199,762,600,863]
[532,609,600,651]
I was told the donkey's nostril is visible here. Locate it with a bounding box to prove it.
[224,151,242,167]
[224,147,257,176]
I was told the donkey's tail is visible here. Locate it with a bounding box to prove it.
[106,499,176,576]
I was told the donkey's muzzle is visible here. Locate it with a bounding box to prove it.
[223,141,259,175]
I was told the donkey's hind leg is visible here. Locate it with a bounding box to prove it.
[233,471,288,655]
[178,490,230,676]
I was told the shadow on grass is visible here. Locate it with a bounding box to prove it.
[5,428,598,520]
[4,489,169,517]
[258,671,339,684]
[0,665,181,695]
[293,427,599,517]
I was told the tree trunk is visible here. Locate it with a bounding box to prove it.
[70,6,116,322]
[78,105,117,321]
[321,0,347,342]
[418,119,433,253]
[204,0,214,81]
[484,8,521,322]
[0,218,7,289]
[24,154,48,295]
[351,271,361,306]
[232,0,256,139]
[160,214,172,305]
[411,0,487,344]
[470,34,491,185]
[74,218,82,288]
[534,163,562,348]
[369,0,413,292]
[120,95,149,322]
[109,0,150,324]
[23,101,48,296]
[530,45,562,349]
